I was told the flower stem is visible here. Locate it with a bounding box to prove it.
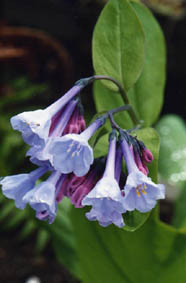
[90,75,139,125]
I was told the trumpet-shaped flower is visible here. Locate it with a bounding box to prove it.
[120,135,165,213]
[48,118,105,176]
[23,171,65,224]
[11,85,82,146]
[26,99,79,164]
[0,166,48,209]
[82,131,125,228]
[122,171,165,212]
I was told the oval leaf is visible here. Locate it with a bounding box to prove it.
[93,0,145,91]
[70,206,186,283]
[128,2,166,126]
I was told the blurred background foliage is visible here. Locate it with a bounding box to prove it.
[0,0,186,282]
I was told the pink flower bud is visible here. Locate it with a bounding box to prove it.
[142,148,154,163]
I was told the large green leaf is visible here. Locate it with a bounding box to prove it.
[127,2,166,126]
[71,205,186,283]
[156,115,186,189]
[93,1,166,127]
[93,0,145,92]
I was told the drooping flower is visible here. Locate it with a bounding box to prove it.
[82,131,125,228]
[23,171,66,224]
[0,166,48,209]
[119,132,165,213]
[48,117,105,176]
[10,84,83,147]
[26,98,79,164]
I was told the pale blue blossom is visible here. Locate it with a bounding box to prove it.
[48,118,105,176]
[23,171,65,224]
[0,166,48,209]
[120,135,165,213]
[26,99,80,166]
[82,131,125,228]
[82,177,125,227]
[122,171,165,212]
[11,85,81,146]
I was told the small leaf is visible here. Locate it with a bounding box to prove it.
[93,0,145,91]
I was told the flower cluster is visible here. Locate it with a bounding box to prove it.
[0,78,165,228]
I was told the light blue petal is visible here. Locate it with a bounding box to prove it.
[0,174,35,209]
[83,176,125,228]
[23,181,57,223]
[49,134,94,176]
[11,109,51,146]
[123,170,166,213]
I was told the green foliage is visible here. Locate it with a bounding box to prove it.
[172,185,186,229]
[93,0,145,92]
[94,81,133,130]
[70,206,186,283]
[93,0,166,127]
[128,1,166,126]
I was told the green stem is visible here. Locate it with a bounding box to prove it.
[90,75,139,125]
[102,105,132,130]
[75,75,139,125]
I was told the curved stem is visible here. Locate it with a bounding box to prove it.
[108,113,120,131]
[89,75,139,125]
